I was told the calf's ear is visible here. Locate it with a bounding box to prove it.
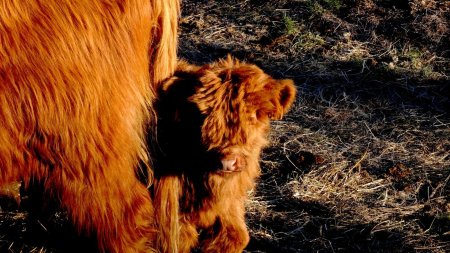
[271,79,297,120]
[278,79,297,113]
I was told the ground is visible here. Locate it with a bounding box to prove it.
[1,0,449,252]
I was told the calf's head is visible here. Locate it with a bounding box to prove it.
[155,57,296,176]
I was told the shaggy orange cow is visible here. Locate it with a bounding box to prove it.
[0,1,179,252]
[153,57,297,252]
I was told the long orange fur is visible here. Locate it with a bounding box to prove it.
[0,0,179,252]
[153,57,297,253]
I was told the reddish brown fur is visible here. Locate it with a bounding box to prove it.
[153,57,297,253]
[0,1,179,252]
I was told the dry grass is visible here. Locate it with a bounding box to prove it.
[1,0,449,252]
[177,0,449,252]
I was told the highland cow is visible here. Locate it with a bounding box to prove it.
[153,57,297,253]
[0,1,179,252]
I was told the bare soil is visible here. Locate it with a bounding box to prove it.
[1,1,449,252]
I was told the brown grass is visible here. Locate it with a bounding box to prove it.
[177,1,450,252]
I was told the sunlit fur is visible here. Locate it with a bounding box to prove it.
[0,1,179,252]
[153,57,297,253]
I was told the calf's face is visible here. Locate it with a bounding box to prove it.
[156,58,296,175]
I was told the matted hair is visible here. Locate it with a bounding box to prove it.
[0,0,179,252]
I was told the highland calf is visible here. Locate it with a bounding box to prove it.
[153,57,297,253]
[0,1,179,252]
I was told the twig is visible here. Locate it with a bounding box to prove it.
[37,220,48,232]
[431,173,450,198]
[363,121,377,140]
[350,150,369,171]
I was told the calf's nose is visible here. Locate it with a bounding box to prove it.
[221,156,240,172]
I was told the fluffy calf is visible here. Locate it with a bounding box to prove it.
[0,1,179,252]
[153,57,297,252]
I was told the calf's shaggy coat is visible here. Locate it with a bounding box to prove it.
[153,57,297,252]
[0,1,179,252]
